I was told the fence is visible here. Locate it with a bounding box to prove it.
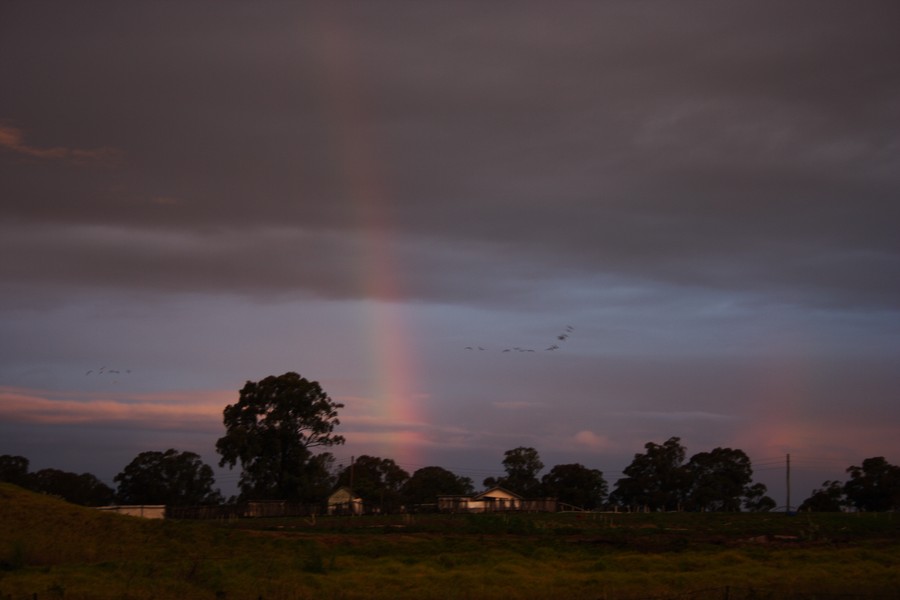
[166,501,322,520]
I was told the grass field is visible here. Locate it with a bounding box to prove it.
[2,483,899,599]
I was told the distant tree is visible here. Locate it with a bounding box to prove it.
[844,457,900,511]
[401,466,474,507]
[215,372,345,501]
[743,482,776,512]
[30,468,114,507]
[115,449,222,506]
[336,455,409,513]
[0,455,30,487]
[684,447,753,511]
[799,480,846,512]
[611,437,688,511]
[541,463,608,510]
[483,447,544,496]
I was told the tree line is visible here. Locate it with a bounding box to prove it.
[3,372,899,512]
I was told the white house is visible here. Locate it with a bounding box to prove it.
[438,486,557,513]
[327,486,364,515]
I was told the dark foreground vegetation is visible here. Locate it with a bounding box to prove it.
[3,483,900,600]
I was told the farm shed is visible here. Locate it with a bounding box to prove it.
[327,486,364,515]
[95,505,166,519]
[438,486,558,513]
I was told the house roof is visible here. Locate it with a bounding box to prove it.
[436,486,525,501]
[327,486,360,499]
[473,486,522,500]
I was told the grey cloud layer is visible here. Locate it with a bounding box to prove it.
[2,2,898,310]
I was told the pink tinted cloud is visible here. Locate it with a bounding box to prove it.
[572,430,614,451]
[0,386,227,432]
[0,123,122,166]
[732,416,900,466]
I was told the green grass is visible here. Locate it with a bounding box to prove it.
[3,483,900,599]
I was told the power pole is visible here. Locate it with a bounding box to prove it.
[786,453,791,514]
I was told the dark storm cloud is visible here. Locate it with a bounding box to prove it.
[1,1,899,310]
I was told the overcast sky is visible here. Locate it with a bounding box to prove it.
[2,1,899,505]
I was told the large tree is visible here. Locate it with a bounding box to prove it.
[336,455,409,513]
[541,463,608,510]
[611,437,688,511]
[799,480,846,512]
[483,446,544,496]
[401,466,474,507]
[216,372,345,501]
[0,455,30,487]
[684,447,753,512]
[115,449,222,506]
[844,457,900,511]
[743,482,776,512]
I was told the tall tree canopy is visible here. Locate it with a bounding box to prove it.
[743,482,776,512]
[401,466,474,507]
[0,455,30,487]
[115,449,221,506]
[799,480,846,512]
[541,463,608,510]
[483,447,544,496]
[684,447,754,511]
[216,372,344,501]
[336,455,409,513]
[611,437,688,511]
[844,457,900,511]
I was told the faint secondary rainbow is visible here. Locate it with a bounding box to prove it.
[311,10,425,466]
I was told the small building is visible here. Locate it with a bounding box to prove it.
[327,486,363,515]
[438,486,558,513]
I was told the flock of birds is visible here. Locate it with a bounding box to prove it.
[465,325,574,353]
[84,366,131,376]
[79,328,576,377]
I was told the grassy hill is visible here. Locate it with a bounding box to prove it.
[1,483,270,598]
[3,483,900,599]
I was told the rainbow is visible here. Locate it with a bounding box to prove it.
[311,10,425,466]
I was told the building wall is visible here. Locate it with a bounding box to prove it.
[438,492,558,513]
[96,505,166,519]
[327,488,363,515]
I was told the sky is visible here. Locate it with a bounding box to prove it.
[2,1,899,507]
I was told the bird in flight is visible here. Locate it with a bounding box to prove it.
[85,366,132,375]
[466,326,574,353]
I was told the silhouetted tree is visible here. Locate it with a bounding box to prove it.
[743,482,776,512]
[115,449,222,506]
[541,463,607,509]
[611,437,688,511]
[799,480,846,512]
[336,455,409,513]
[0,455,30,487]
[844,457,900,511]
[684,447,753,511]
[1,456,113,506]
[483,446,544,496]
[401,466,474,507]
[30,468,114,506]
[216,372,344,501]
